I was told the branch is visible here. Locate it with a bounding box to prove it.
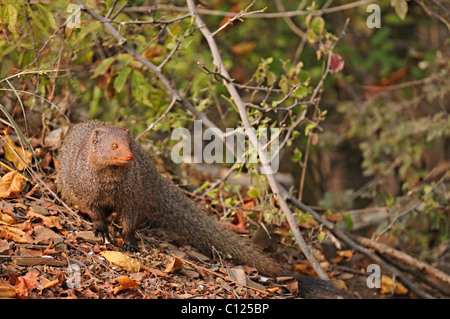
[354,235,450,287]
[186,0,330,281]
[125,1,378,18]
[281,187,436,299]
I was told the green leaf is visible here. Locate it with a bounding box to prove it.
[3,4,18,33]
[386,197,395,208]
[391,0,408,20]
[305,123,316,135]
[310,17,325,34]
[194,181,209,194]
[293,86,309,99]
[131,70,152,106]
[114,67,132,93]
[343,213,354,230]
[291,149,303,162]
[247,188,261,198]
[92,57,115,78]
[37,4,58,30]
[317,231,326,243]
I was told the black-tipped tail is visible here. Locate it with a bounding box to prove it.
[292,274,343,298]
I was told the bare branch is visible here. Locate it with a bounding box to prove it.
[125,0,377,18]
[210,1,266,37]
[186,0,331,281]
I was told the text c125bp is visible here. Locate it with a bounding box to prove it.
[180,302,269,316]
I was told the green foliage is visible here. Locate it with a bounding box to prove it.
[0,0,447,259]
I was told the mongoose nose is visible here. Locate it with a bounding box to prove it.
[125,153,134,161]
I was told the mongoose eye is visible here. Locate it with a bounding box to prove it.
[111,143,119,150]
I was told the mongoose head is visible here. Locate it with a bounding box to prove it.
[90,127,134,167]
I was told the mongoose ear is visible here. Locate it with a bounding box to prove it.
[125,129,132,137]
[91,128,106,145]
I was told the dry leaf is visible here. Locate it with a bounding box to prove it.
[0,211,17,225]
[16,272,39,297]
[141,45,164,60]
[28,210,63,230]
[164,257,184,273]
[380,275,408,295]
[228,267,247,286]
[33,225,64,245]
[42,278,59,289]
[0,224,29,243]
[0,283,16,298]
[336,250,354,259]
[113,276,139,294]
[3,134,32,171]
[0,171,23,198]
[100,251,140,272]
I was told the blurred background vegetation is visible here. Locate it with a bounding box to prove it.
[0,0,448,264]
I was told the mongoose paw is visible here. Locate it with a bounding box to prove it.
[94,228,112,245]
[123,242,139,252]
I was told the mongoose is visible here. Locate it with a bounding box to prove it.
[56,120,341,298]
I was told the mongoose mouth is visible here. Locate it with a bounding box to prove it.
[112,155,134,165]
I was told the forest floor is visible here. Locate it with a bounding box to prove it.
[0,184,434,300]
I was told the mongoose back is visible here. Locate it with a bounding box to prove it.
[56,120,341,298]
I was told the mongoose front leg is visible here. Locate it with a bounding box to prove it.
[87,208,112,244]
[120,210,140,252]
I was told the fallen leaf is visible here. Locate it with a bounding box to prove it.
[380,275,408,295]
[0,211,17,225]
[0,224,29,243]
[33,225,63,245]
[75,230,103,244]
[0,281,16,298]
[164,257,184,273]
[42,278,59,289]
[28,211,63,230]
[227,267,247,286]
[16,272,39,297]
[113,276,139,294]
[3,133,32,171]
[100,251,140,272]
[0,171,23,198]
[336,250,354,259]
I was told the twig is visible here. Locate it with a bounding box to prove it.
[187,0,330,281]
[167,252,269,295]
[353,235,450,287]
[125,1,377,18]
[135,97,178,140]
[210,2,266,37]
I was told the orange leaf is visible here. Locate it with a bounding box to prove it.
[0,224,29,243]
[0,171,23,198]
[16,272,39,297]
[3,133,32,171]
[164,257,184,273]
[113,276,139,294]
[27,210,63,230]
[380,275,408,295]
[141,45,164,60]
[100,251,140,272]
